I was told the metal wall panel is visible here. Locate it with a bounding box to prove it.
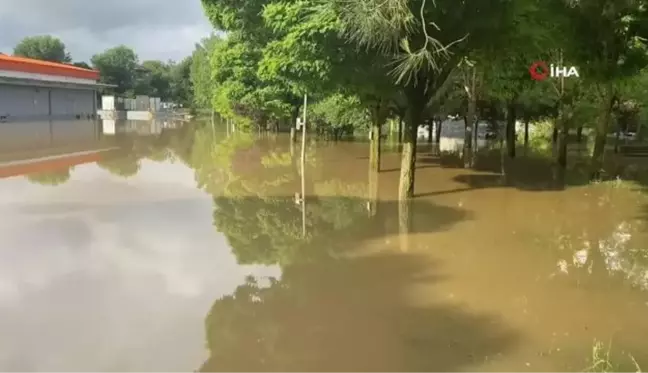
[50,88,94,117]
[0,85,50,118]
[0,84,96,120]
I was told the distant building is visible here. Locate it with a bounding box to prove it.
[0,54,112,122]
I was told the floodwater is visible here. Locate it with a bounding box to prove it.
[1,120,647,372]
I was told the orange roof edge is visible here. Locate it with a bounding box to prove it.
[0,54,98,73]
[0,150,110,179]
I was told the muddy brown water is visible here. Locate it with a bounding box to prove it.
[0,121,647,371]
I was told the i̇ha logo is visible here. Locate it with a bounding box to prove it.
[529,61,579,81]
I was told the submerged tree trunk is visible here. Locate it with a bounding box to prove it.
[435,118,443,143]
[368,167,379,217]
[399,88,426,201]
[369,100,388,172]
[636,119,644,141]
[462,115,473,168]
[505,101,517,158]
[557,116,568,169]
[290,105,300,142]
[590,87,616,179]
[398,199,412,252]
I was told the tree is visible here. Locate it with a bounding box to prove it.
[335,0,517,200]
[191,35,222,109]
[13,35,71,63]
[170,56,194,106]
[91,45,139,95]
[560,0,648,178]
[309,93,369,139]
[72,61,92,69]
[136,60,172,99]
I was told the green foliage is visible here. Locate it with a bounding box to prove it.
[258,0,343,94]
[170,56,194,107]
[72,61,92,69]
[334,0,514,86]
[91,45,139,95]
[88,45,193,104]
[564,0,648,84]
[528,120,556,152]
[25,168,71,186]
[191,35,222,109]
[310,94,370,137]
[13,35,71,63]
[136,60,173,99]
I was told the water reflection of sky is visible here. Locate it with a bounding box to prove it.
[0,159,280,371]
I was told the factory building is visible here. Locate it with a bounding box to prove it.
[0,54,110,122]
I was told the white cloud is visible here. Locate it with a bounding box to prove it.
[0,163,281,371]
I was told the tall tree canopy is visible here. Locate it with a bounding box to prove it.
[91,45,139,95]
[13,35,71,63]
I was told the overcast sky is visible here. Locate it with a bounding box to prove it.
[0,0,214,63]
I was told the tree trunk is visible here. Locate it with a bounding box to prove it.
[499,122,506,179]
[290,105,300,142]
[369,101,386,173]
[473,117,479,153]
[614,122,621,154]
[590,87,616,179]
[368,167,379,217]
[506,101,517,158]
[557,116,568,169]
[435,118,442,143]
[524,118,530,154]
[463,94,477,167]
[398,199,411,252]
[576,125,583,143]
[427,119,433,143]
[462,115,473,168]
[397,114,404,144]
[399,89,426,201]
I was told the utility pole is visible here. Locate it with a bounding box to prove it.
[294,94,308,238]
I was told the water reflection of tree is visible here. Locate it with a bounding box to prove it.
[188,126,521,371]
[544,187,648,291]
[25,168,71,186]
[97,153,141,178]
[199,203,517,372]
[209,153,369,265]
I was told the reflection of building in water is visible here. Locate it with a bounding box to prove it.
[0,120,116,179]
[0,54,112,122]
[102,119,183,136]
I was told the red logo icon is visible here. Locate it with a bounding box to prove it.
[529,61,549,81]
